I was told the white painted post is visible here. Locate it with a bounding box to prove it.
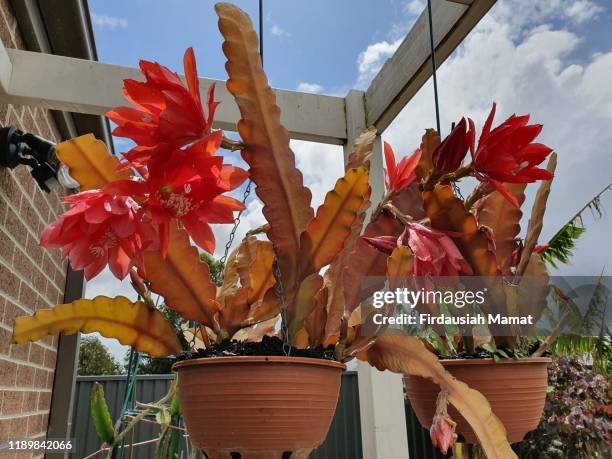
[344,90,410,459]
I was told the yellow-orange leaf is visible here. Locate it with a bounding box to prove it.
[289,273,324,342]
[216,3,313,287]
[232,316,278,342]
[299,167,370,278]
[387,246,413,290]
[56,134,131,190]
[305,286,328,347]
[359,335,516,459]
[143,225,218,328]
[236,236,276,304]
[423,185,499,277]
[477,184,526,274]
[416,129,440,180]
[12,296,180,357]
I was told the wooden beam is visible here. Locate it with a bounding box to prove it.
[0,47,347,145]
[365,0,496,132]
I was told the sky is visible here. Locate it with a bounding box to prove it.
[85,0,612,359]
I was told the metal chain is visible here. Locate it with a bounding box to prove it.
[273,259,291,356]
[219,179,253,264]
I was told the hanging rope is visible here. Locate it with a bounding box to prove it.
[427,0,442,138]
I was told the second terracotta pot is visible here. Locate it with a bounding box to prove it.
[173,355,345,458]
[404,357,550,444]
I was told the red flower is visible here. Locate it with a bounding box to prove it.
[106,47,218,167]
[384,142,422,192]
[105,137,247,257]
[430,414,457,454]
[363,222,473,276]
[470,103,554,207]
[40,190,157,280]
[432,117,474,174]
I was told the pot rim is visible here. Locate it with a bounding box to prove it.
[438,356,551,366]
[172,355,346,371]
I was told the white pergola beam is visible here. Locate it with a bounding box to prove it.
[0,48,347,145]
[365,0,496,132]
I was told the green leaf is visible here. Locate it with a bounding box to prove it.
[90,383,115,444]
[497,349,510,359]
[156,409,171,426]
[481,342,496,354]
[170,392,181,416]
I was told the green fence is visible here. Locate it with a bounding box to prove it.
[72,371,442,458]
[71,372,362,458]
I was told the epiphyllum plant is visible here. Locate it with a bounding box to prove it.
[9,3,558,458]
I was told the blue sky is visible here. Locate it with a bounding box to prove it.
[86,0,612,359]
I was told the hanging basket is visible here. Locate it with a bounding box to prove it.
[404,357,550,444]
[173,356,345,458]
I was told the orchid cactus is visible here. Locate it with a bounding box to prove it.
[9,3,564,458]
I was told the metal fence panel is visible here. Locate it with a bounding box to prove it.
[72,372,362,459]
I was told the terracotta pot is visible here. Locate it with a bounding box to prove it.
[173,356,345,457]
[404,357,550,444]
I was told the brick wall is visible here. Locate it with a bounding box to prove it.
[0,0,68,455]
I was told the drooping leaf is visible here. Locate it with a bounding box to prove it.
[516,254,550,332]
[56,134,131,190]
[289,273,324,343]
[236,236,276,304]
[517,153,557,276]
[387,246,413,290]
[345,127,377,170]
[13,296,181,357]
[90,383,115,444]
[343,212,404,313]
[416,129,440,180]
[305,287,328,347]
[476,183,526,274]
[299,167,370,278]
[143,225,219,329]
[358,335,516,459]
[323,132,376,341]
[216,3,313,288]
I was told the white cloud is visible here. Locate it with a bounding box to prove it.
[297,82,324,94]
[270,25,291,38]
[357,38,402,86]
[372,0,612,276]
[564,0,603,23]
[91,13,128,31]
[404,0,425,16]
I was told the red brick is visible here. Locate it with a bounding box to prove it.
[0,226,15,265]
[9,417,28,438]
[1,390,23,415]
[28,345,44,366]
[42,349,56,368]
[33,368,46,389]
[18,198,43,237]
[0,326,11,350]
[0,359,17,386]
[0,419,10,442]
[0,262,21,301]
[17,282,37,311]
[17,364,35,387]
[2,300,23,327]
[45,370,54,390]
[26,413,43,436]
[25,234,44,268]
[36,392,51,411]
[10,342,30,361]
[3,207,28,249]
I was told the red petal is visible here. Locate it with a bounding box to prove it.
[383,142,396,191]
[183,219,215,254]
[361,236,398,255]
[183,47,202,113]
[479,102,497,146]
[490,179,520,208]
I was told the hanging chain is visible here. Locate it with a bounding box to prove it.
[273,259,291,356]
[219,179,253,264]
[427,0,442,138]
